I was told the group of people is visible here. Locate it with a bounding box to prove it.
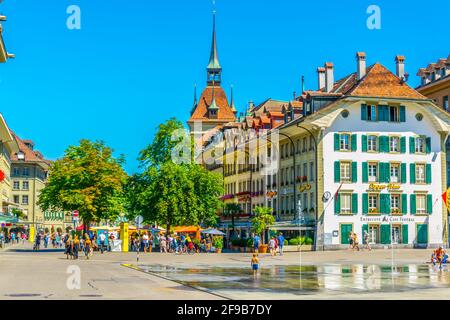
[0,230,27,247]
[431,246,448,269]
[268,233,285,256]
[348,231,372,251]
[132,232,216,254]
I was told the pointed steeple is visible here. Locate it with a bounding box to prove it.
[230,85,237,114]
[206,10,222,86]
[190,84,198,115]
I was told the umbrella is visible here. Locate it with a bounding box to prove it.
[201,228,225,236]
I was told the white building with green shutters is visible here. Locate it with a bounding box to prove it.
[282,53,450,250]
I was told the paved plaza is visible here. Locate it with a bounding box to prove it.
[1,243,450,299]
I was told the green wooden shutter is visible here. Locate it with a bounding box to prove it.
[409,137,415,154]
[361,104,367,120]
[426,137,431,154]
[351,162,357,183]
[334,133,340,151]
[380,225,391,244]
[427,194,433,214]
[402,194,407,215]
[410,163,416,184]
[381,193,390,215]
[352,193,358,215]
[379,136,388,153]
[334,194,341,215]
[362,162,368,183]
[425,164,432,184]
[400,106,406,122]
[402,224,408,244]
[362,193,368,215]
[334,161,340,183]
[379,163,385,183]
[362,135,367,152]
[401,163,407,184]
[351,134,357,151]
[410,194,416,215]
[400,137,406,153]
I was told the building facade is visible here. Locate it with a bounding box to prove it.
[197,51,450,250]
[10,134,63,231]
[416,55,450,188]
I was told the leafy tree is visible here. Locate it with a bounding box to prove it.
[223,203,241,237]
[127,118,223,233]
[251,206,275,245]
[38,139,128,232]
[11,208,26,220]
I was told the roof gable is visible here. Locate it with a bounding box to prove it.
[188,86,236,123]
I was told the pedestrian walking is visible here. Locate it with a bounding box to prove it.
[363,230,371,251]
[73,236,80,259]
[251,253,260,279]
[85,235,92,259]
[65,235,73,259]
[269,237,276,256]
[277,233,285,256]
[142,232,149,253]
[352,232,360,251]
[98,232,106,254]
[348,232,354,250]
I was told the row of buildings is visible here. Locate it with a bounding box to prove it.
[189,13,450,249]
[0,12,67,234]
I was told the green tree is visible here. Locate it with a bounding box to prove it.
[251,206,275,245]
[11,208,26,220]
[38,139,128,232]
[223,203,241,237]
[127,118,223,233]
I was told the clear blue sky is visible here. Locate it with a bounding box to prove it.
[0,0,448,173]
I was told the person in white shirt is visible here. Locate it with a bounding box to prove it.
[142,232,149,253]
[98,232,106,254]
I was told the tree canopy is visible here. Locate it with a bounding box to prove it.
[127,118,223,232]
[38,140,128,226]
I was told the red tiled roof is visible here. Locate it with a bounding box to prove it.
[347,63,427,99]
[11,132,50,164]
[188,86,236,123]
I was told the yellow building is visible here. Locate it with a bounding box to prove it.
[10,134,59,231]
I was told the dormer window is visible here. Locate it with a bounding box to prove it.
[17,151,25,161]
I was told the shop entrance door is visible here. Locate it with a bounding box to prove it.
[340,224,353,245]
[368,225,379,244]
[417,224,428,245]
[391,225,401,244]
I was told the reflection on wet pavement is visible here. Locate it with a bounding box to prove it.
[133,264,450,297]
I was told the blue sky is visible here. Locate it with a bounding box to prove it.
[0,0,448,173]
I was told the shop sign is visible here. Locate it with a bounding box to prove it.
[368,183,401,191]
[360,216,416,223]
[298,184,312,192]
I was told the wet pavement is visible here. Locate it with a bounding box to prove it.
[131,263,450,299]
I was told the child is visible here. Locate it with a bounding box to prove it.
[251,253,259,278]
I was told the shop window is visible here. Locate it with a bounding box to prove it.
[368,135,378,152]
[389,136,400,153]
[368,162,378,182]
[340,134,350,151]
[390,194,401,214]
[416,194,427,214]
[368,194,379,214]
[415,164,426,183]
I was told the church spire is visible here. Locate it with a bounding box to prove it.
[206,7,222,86]
[230,85,237,114]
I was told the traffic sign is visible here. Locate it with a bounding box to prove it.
[73,210,79,217]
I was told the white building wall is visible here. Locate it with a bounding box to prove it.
[322,102,445,248]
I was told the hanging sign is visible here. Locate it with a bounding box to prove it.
[368,183,401,191]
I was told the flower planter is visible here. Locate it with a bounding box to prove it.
[216,248,222,253]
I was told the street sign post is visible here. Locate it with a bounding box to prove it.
[135,215,143,229]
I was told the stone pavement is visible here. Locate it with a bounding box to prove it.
[0,242,447,300]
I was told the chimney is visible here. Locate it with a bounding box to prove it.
[356,52,366,80]
[325,62,334,93]
[317,67,326,90]
[395,55,405,79]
